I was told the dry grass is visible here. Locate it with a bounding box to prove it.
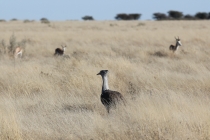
[0,20,210,140]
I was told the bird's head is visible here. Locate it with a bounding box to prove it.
[97,70,108,76]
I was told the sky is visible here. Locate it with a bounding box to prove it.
[0,0,209,21]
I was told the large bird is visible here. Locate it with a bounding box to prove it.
[97,70,126,113]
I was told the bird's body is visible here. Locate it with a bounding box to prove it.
[97,70,125,113]
[101,90,125,112]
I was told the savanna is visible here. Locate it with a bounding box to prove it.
[0,20,210,140]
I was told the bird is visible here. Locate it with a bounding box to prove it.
[97,70,126,113]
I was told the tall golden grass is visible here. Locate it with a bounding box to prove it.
[0,20,210,139]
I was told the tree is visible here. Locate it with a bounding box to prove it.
[153,13,168,20]
[168,10,183,19]
[128,14,141,20]
[184,14,196,20]
[115,13,129,20]
[195,12,208,19]
[115,13,141,20]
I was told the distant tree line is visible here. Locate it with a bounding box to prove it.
[81,13,141,21]
[153,11,210,20]
[81,11,210,21]
[1,11,209,22]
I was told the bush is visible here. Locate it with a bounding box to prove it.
[10,18,18,21]
[40,18,48,21]
[0,19,6,22]
[8,34,17,54]
[0,39,7,54]
[0,34,29,58]
[23,19,31,23]
[82,16,94,20]
[40,18,50,24]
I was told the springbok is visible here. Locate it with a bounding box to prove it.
[97,70,126,113]
[14,47,23,59]
[169,37,182,53]
[54,45,66,56]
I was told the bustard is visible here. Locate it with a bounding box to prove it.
[97,70,126,113]
[169,37,182,53]
[54,45,66,56]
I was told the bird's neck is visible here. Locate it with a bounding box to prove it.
[102,75,109,92]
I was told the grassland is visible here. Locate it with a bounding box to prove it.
[0,20,210,140]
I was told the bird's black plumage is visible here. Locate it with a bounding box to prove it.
[97,70,126,113]
[101,90,125,113]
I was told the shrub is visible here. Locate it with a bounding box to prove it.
[8,34,17,54]
[82,16,94,20]
[0,34,29,58]
[40,18,48,21]
[0,39,7,54]
[40,18,50,24]
[0,19,6,22]
[10,18,18,21]
[23,19,31,23]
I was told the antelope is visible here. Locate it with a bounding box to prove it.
[169,37,182,53]
[54,45,66,56]
[14,47,23,59]
[97,70,126,113]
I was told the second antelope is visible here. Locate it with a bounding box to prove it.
[54,45,66,56]
[169,37,182,53]
[14,47,23,59]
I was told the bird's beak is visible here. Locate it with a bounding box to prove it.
[97,73,100,75]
